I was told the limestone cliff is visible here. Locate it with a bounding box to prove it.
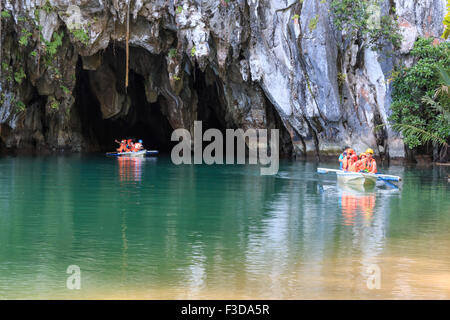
[0,0,447,159]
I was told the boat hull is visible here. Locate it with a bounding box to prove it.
[106,150,159,158]
[336,172,378,186]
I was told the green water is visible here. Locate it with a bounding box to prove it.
[0,155,449,299]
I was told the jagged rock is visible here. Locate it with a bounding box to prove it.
[0,0,447,158]
[88,63,128,119]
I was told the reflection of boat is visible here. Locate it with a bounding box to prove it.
[118,157,143,182]
[338,183,376,226]
[106,150,159,158]
[336,171,377,187]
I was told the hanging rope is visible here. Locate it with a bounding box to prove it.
[125,1,130,91]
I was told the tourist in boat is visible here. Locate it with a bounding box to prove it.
[339,146,350,169]
[115,139,128,153]
[349,155,365,172]
[126,139,134,152]
[342,148,356,171]
[362,148,377,173]
[133,140,144,152]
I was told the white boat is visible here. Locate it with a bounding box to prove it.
[336,171,378,186]
[106,150,159,158]
[116,150,147,158]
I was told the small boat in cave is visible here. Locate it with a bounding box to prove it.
[106,150,159,158]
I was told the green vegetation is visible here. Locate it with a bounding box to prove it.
[337,72,346,85]
[292,14,300,21]
[443,0,450,39]
[19,28,33,47]
[389,38,449,149]
[168,48,177,59]
[2,63,13,82]
[172,75,181,81]
[15,100,26,112]
[70,28,89,45]
[191,46,196,57]
[42,0,53,14]
[176,6,183,14]
[60,85,71,95]
[42,31,64,65]
[1,10,11,18]
[330,0,402,51]
[14,68,26,84]
[309,15,319,31]
[49,97,59,110]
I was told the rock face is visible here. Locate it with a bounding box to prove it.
[0,0,447,158]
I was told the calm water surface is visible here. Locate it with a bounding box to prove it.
[0,155,449,299]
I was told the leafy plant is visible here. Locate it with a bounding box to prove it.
[48,97,59,110]
[1,10,11,18]
[337,72,346,85]
[176,6,183,14]
[309,15,319,31]
[30,50,38,57]
[443,0,450,39]
[60,85,71,95]
[19,28,33,47]
[168,48,177,59]
[14,68,26,84]
[15,100,26,112]
[71,28,89,45]
[330,0,402,52]
[43,31,64,64]
[292,14,300,21]
[389,38,450,149]
[191,46,196,57]
[42,0,53,14]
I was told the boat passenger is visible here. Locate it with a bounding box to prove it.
[116,139,128,153]
[342,149,355,171]
[126,139,134,152]
[363,148,377,173]
[349,156,365,172]
[133,140,144,152]
[339,146,350,169]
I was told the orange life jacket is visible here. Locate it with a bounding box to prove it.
[133,143,142,152]
[349,160,364,172]
[363,158,377,173]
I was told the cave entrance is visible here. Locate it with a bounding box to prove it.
[74,47,174,153]
[74,44,292,157]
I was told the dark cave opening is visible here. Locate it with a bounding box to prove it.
[194,68,227,133]
[73,43,292,158]
[74,52,174,153]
